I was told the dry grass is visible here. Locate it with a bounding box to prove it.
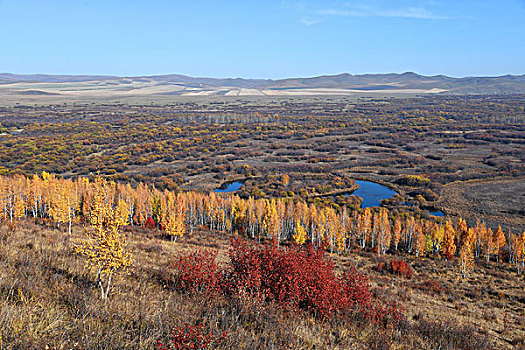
[333,250,525,349]
[0,220,521,349]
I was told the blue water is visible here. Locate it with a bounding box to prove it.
[348,180,397,208]
[429,210,444,217]
[214,181,244,193]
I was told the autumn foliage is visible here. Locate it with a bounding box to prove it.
[74,177,133,299]
[145,217,157,229]
[156,323,226,350]
[377,259,413,279]
[169,250,221,297]
[0,172,523,283]
[226,239,343,318]
[169,238,403,326]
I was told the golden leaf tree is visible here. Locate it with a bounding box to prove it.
[165,192,186,241]
[414,221,426,257]
[293,220,307,246]
[262,199,279,244]
[48,179,78,235]
[282,174,290,187]
[392,217,402,251]
[458,228,475,278]
[377,209,391,257]
[429,223,444,255]
[493,225,506,262]
[517,232,525,274]
[483,227,494,262]
[441,219,456,260]
[74,177,133,300]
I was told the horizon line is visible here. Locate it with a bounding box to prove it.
[1,71,524,81]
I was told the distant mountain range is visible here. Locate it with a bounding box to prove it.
[1,72,525,97]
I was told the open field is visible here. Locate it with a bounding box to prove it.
[0,80,437,106]
[440,177,525,231]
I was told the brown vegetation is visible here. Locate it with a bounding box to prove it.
[0,95,523,230]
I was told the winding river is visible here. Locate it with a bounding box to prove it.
[350,180,397,208]
[214,179,444,215]
[214,179,398,209]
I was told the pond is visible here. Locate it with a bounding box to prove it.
[428,210,444,217]
[214,181,244,193]
[347,180,398,208]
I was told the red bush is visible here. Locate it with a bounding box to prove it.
[169,250,221,296]
[157,323,226,350]
[390,259,413,279]
[169,239,403,326]
[227,239,342,317]
[340,265,373,311]
[145,216,156,229]
[378,259,413,279]
[227,238,403,324]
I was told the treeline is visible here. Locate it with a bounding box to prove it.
[0,173,524,276]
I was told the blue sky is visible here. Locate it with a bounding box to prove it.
[1,0,524,78]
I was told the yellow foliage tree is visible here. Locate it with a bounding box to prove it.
[377,209,391,256]
[428,223,444,254]
[414,222,426,257]
[165,193,186,241]
[458,228,475,278]
[493,225,506,262]
[74,178,133,299]
[263,199,279,244]
[293,220,307,246]
[484,227,494,262]
[441,219,456,260]
[517,232,525,274]
[392,217,402,251]
[282,174,290,187]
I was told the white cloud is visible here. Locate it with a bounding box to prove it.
[301,18,321,25]
[284,1,449,23]
[316,6,447,19]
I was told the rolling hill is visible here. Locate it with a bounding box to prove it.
[1,72,524,101]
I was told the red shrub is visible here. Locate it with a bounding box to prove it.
[157,323,226,350]
[340,265,404,326]
[340,265,373,311]
[227,238,342,317]
[390,260,413,279]
[169,250,221,296]
[226,238,403,324]
[379,259,413,279]
[169,239,404,327]
[145,216,156,229]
